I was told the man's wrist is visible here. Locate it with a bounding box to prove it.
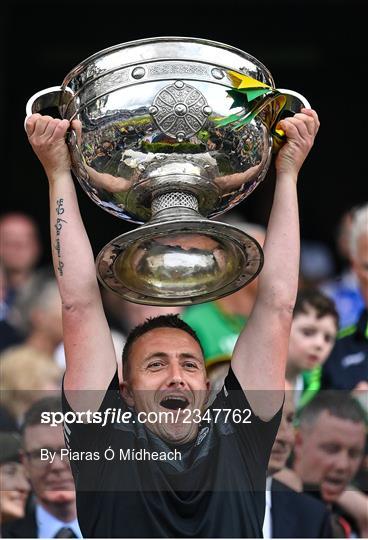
[275,170,298,184]
[47,169,73,185]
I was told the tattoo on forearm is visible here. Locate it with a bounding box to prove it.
[54,198,67,276]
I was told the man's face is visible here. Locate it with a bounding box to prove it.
[352,232,368,305]
[22,424,75,506]
[295,411,365,503]
[0,461,30,521]
[268,391,295,475]
[288,308,337,373]
[31,290,63,344]
[0,216,40,273]
[122,328,209,444]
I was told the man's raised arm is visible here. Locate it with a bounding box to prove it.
[231,109,320,420]
[25,114,117,404]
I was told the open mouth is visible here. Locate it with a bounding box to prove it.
[323,477,346,496]
[325,477,345,487]
[160,396,189,410]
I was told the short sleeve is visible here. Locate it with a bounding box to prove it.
[211,367,283,470]
[61,371,123,452]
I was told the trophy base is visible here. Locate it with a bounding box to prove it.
[96,218,263,306]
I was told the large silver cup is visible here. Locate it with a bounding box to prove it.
[26,37,309,306]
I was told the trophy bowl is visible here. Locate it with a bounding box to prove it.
[26,36,309,305]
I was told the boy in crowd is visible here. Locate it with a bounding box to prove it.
[286,289,339,408]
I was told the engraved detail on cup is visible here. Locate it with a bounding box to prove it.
[68,69,130,114]
[150,81,211,140]
[148,62,209,78]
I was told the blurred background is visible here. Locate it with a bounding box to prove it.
[3,0,366,275]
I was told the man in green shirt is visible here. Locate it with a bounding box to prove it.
[182,222,265,364]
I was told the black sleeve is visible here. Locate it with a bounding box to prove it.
[61,371,124,452]
[211,367,283,470]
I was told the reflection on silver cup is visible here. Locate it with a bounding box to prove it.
[26,37,309,305]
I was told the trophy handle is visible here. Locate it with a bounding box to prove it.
[271,89,311,152]
[25,86,74,117]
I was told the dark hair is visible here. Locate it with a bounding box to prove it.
[21,396,62,434]
[293,289,339,329]
[299,390,367,428]
[122,314,204,379]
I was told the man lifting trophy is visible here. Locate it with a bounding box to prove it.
[24,37,319,538]
[27,37,311,306]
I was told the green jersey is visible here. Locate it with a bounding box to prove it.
[182,302,247,365]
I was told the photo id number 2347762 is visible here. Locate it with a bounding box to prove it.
[181,409,252,424]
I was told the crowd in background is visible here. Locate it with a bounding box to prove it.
[0,203,367,538]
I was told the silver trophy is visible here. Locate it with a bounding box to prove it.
[26,37,309,306]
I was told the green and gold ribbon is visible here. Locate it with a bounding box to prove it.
[216,70,286,135]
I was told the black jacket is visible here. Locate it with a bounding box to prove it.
[1,509,37,538]
[271,479,333,538]
[3,481,333,539]
[322,308,368,390]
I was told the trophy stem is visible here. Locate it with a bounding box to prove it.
[149,191,206,225]
[151,191,199,217]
